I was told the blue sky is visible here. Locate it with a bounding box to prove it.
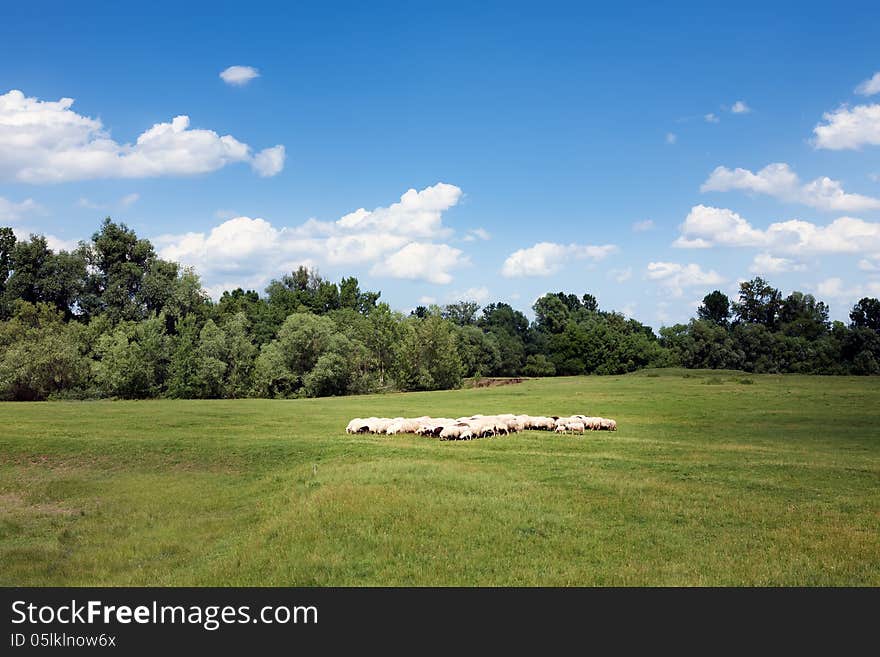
[2,0,879,327]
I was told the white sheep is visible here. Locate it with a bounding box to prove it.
[439,423,469,440]
[346,418,366,434]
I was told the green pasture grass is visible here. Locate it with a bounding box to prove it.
[1,369,878,586]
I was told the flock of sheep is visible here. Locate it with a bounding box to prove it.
[345,413,617,440]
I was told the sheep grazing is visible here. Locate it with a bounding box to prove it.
[346,418,365,434]
[344,411,617,438]
[440,423,472,440]
[599,418,617,431]
[386,418,423,435]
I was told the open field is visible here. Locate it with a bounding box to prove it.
[1,369,878,586]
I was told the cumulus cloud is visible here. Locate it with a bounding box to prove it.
[704,113,720,123]
[501,241,618,278]
[749,252,806,274]
[731,100,751,114]
[220,66,260,86]
[816,277,880,302]
[646,262,724,297]
[674,205,880,255]
[701,162,880,212]
[370,242,466,285]
[120,193,139,207]
[251,145,286,177]
[632,219,655,232]
[855,72,880,97]
[0,89,285,182]
[0,196,40,222]
[813,104,880,150]
[155,182,465,293]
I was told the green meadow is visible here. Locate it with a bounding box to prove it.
[1,369,878,586]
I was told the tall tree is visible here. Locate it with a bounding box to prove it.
[3,235,86,318]
[80,218,157,322]
[0,227,15,315]
[697,290,731,326]
[732,277,781,329]
[442,301,480,326]
[850,297,880,331]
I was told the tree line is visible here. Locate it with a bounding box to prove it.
[1,219,878,400]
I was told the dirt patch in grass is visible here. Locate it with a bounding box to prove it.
[469,377,528,388]
[0,492,78,516]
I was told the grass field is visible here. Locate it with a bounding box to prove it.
[1,369,878,586]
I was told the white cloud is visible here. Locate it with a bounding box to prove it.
[251,145,285,177]
[449,286,490,304]
[674,204,880,256]
[731,100,751,114]
[370,242,467,285]
[701,162,880,212]
[813,104,880,150]
[501,241,618,278]
[0,196,40,222]
[665,132,677,144]
[646,262,724,298]
[0,89,285,182]
[704,113,720,124]
[815,277,880,302]
[220,66,260,86]
[155,182,465,294]
[462,227,491,242]
[674,205,766,248]
[632,219,655,232]
[749,252,806,274]
[120,192,139,207]
[855,73,880,97]
[608,267,632,283]
[43,234,79,252]
[418,296,437,305]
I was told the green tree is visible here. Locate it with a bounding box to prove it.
[697,290,731,326]
[443,301,480,326]
[222,312,257,397]
[850,297,880,331]
[533,294,570,334]
[80,218,157,322]
[195,319,228,397]
[3,235,86,318]
[523,354,556,376]
[0,227,15,317]
[0,302,92,400]
[455,324,501,377]
[779,291,829,340]
[393,313,463,390]
[94,315,170,398]
[732,277,781,329]
[166,315,202,398]
[365,303,401,386]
